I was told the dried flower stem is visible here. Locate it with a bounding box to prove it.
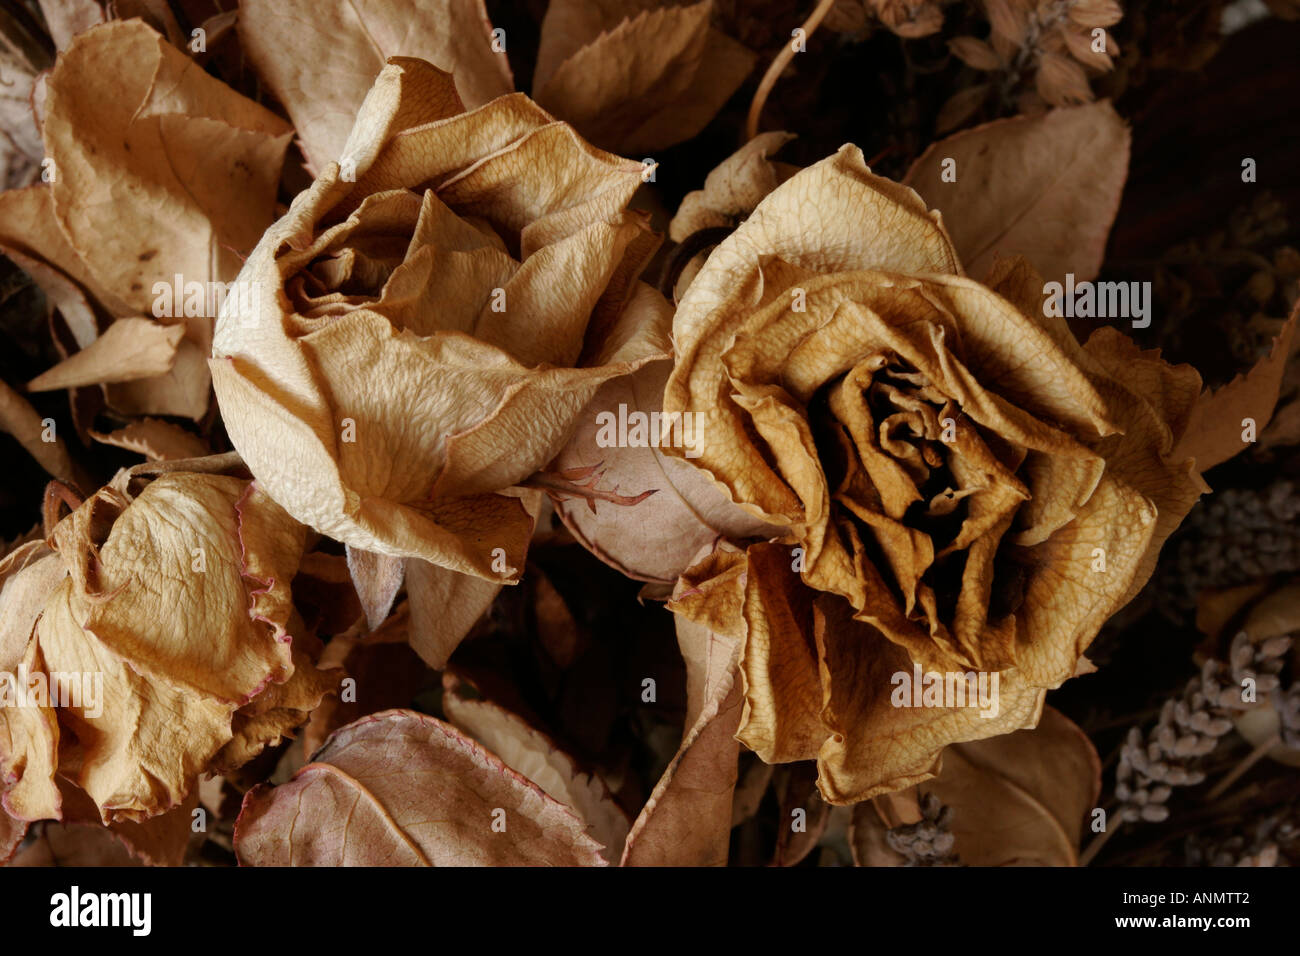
[745,0,838,142]
[1079,815,1120,866]
[521,468,657,512]
[1205,733,1281,802]
[42,480,83,537]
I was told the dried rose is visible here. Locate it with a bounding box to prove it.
[210,58,671,593]
[0,460,332,823]
[661,146,1207,802]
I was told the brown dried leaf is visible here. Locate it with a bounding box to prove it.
[0,378,85,484]
[535,0,754,155]
[236,710,607,865]
[1173,300,1299,470]
[919,706,1101,866]
[443,675,629,863]
[935,84,992,134]
[26,317,183,391]
[89,418,209,461]
[948,36,1002,70]
[904,101,1130,286]
[1035,52,1094,106]
[623,546,745,866]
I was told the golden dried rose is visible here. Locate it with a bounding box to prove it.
[662,146,1207,802]
[0,461,332,823]
[210,58,671,588]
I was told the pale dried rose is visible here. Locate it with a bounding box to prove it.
[0,460,331,823]
[661,146,1207,802]
[210,58,671,595]
[551,359,782,585]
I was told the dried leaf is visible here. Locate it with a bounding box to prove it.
[623,546,745,866]
[0,378,85,485]
[38,20,293,418]
[535,0,754,155]
[26,317,183,391]
[920,706,1101,866]
[1173,300,1299,470]
[444,675,629,863]
[948,36,1002,70]
[236,710,607,865]
[904,101,1130,286]
[89,418,209,461]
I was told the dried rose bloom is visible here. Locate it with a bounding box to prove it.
[211,59,671,586]
[0,462,332,823]
[661,147,1207,802]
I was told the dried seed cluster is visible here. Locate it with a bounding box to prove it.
[1159,481,1300,616]
[1116,631,1293,823]
[884,793,962,865]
